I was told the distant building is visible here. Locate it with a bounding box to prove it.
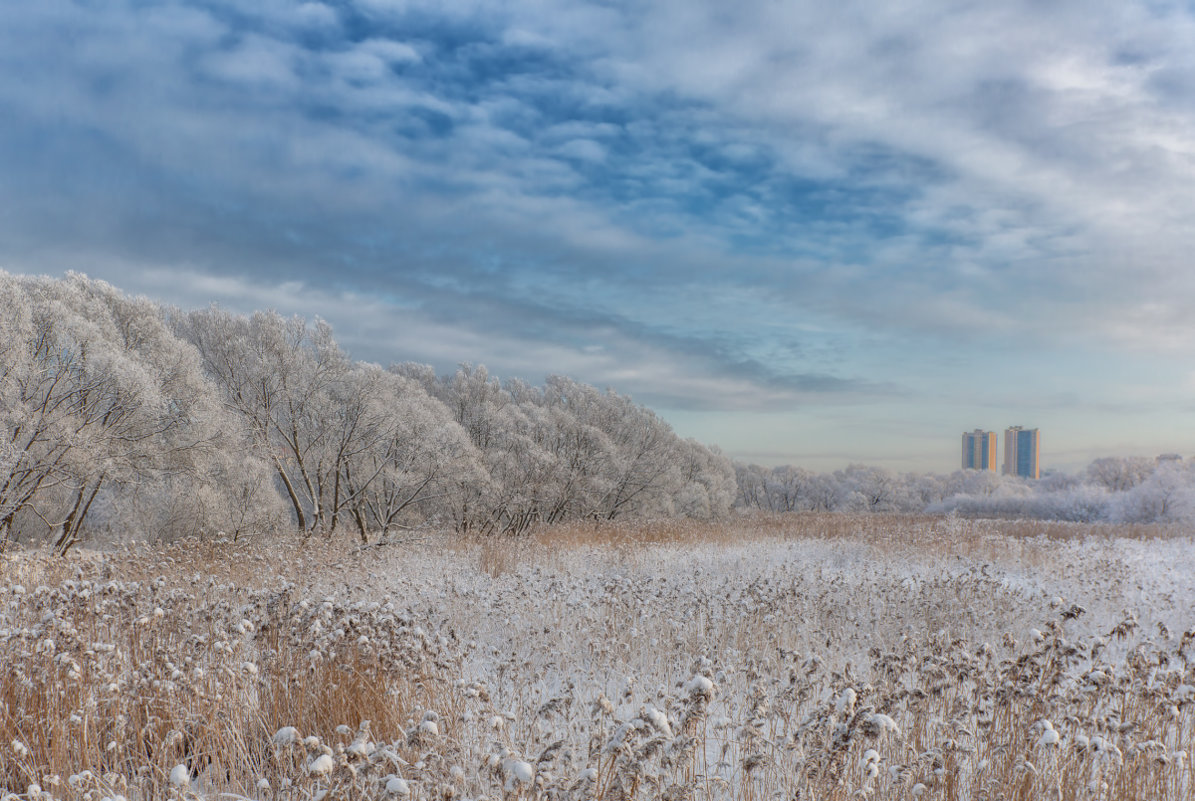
[961,429,997,471]
[1003,426,1040,479]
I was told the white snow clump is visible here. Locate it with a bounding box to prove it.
[169,764,190,788]
[272,726,301,747]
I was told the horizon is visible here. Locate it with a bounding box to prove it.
[3,1,1194,473]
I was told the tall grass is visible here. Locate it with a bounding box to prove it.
[1,516,1192,799]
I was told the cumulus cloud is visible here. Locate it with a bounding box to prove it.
[295,2,340,29]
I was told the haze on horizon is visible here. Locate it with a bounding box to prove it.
[2,0,1193,473]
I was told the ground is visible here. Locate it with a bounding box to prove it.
[2,514,1193,800]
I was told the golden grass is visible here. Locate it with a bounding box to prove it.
[1,515,1192,799]
[526,512,1187,550]
[0,539,460,799]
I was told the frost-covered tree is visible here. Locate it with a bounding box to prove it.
[673,439,737,519]
[338,369,485,541]
[768,465,819,511]
[733,464,824,512]
[735,463,768,509]
[316,363,401,534]
[904,472,949,508]
[804,473,843,512]
[397,363,732,534]
[408,364,544,536]
[588,391,686,519]
[0,272,271,551]
[734,453,1195,525]
[1109,461,1195,523]
[1085,456,1156,492]
[514,376,618,524]
[174,307,351,532]
[943,469,1024,499]
[836,464,901,512]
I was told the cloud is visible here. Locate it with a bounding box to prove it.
[554,138,607,162]
[1,0,1195,469]
[296,3,340,29]
[203,34,301,89]
[69,262,880,413]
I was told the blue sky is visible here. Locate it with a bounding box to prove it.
[3,0,1194,472]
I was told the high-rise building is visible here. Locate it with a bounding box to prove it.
[961,429,997,471]
[1003,426,1040,479]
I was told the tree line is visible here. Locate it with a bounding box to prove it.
[6,271,1188,554]
[734,456,1195,523]
[0,272,736,553]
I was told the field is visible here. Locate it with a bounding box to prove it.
[2,514,1194,800]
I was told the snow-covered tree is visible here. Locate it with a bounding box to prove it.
[835,464,902,512]
[174,307,352,532]
[733,454,1195,525]
[770,465,821,511]
[1085,456,1156,492]
[1109,461,1195,523]
[673,439,737,519]
[1,272,272,551]
[398,363,732,534]
[338,368,485,541]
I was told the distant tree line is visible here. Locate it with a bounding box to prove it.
[0,272,736,553]
[6,272,1188,553]
[734,456,1195,523]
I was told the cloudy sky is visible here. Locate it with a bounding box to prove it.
[3,0,1194,472]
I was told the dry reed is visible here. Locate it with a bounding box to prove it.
[1,515,1192,800]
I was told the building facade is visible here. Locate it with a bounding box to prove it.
[1003,426,1040,479]
[961,429,998,471]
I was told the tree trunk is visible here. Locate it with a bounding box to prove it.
[272,456,307,531]
[54,478,102,556]
[353,503,369,544]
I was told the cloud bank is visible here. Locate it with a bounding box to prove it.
[2,0,1194,468]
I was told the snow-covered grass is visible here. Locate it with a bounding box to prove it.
[2,514,1193,800]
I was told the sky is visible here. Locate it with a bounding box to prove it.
[2,0,1194,473]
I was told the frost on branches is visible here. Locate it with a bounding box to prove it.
[1,272,735,549]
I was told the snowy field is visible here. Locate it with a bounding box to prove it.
[2,514,1194,800]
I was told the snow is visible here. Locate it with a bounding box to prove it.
[641,704,672,737]
[502,759,534,790]
[6,516,1195,800]
[1037,720,1061,747]
[271,726,300,747]
[384,776,410,796]
[867,713,900,737]
[307,754,335,777]
[836,687,857,716]
[346,739,373,759]
[169,764,190,788]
